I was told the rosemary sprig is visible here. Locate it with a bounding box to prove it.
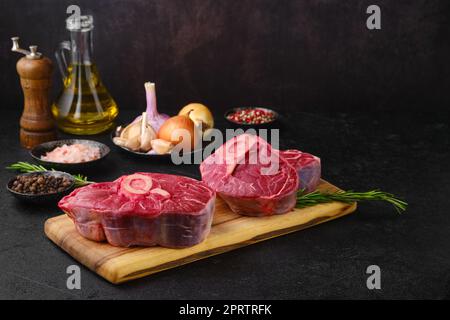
[6,161,94,187]
[297,189,407,213]
[7,163,407,213]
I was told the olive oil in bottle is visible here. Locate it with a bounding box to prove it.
[52,63,118,135]
[53,15,118,135]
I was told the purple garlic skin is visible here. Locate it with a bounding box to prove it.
[144,82,169,132]
[131,82,169,131]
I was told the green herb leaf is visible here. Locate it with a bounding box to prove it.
[6,161,94,187]
[296,189,407,213]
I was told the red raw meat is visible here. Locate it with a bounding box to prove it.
[279,150,321,193]
[58,173,215,248]
[200,134,299,216]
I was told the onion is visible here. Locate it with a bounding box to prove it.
[121,174,153,195]
[158,115,197,150]
[179,103,214,133]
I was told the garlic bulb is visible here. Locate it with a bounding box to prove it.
[130,83,170,131]
[145,82,169,132]
[114,112,157,152]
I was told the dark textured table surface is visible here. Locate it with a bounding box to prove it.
[0,108,448,300]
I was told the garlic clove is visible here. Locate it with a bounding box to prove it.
[115,126,123,136]
[114,112,159,153]
[140,125,157,152]
[138,112,156,152]
[113,137,127,147]
[120,121,141,140]
[151,139,174,155]
[124,136,141,151]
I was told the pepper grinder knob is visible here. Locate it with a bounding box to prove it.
[11,37,20,50]
[29,45,39,58]
[11,37,42,59]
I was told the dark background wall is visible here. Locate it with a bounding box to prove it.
[1,0,449,117]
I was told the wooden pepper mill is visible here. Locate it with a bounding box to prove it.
[11,37,56,149]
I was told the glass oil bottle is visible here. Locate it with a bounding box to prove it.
[53,15,118,135]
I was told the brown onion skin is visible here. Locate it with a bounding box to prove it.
[179,103,214,131]
[158,115,196,150]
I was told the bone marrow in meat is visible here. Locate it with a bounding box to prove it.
[58,173,216,248]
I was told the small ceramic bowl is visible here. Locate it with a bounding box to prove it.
[30,139,110,172]
[224,107,279,130]
[7,171,75,204]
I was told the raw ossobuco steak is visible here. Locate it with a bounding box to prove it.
[58,173,216,248]
[279,150,321,193]
[200,134,300,216]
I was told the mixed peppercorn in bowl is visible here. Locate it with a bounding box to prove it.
[225,107,279,128]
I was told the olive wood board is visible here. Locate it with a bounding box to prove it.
[44,180,357,284]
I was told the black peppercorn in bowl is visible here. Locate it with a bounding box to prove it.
[224,107,279,130]
[7,171,75,204]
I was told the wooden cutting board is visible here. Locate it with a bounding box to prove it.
[45,180,356,284]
